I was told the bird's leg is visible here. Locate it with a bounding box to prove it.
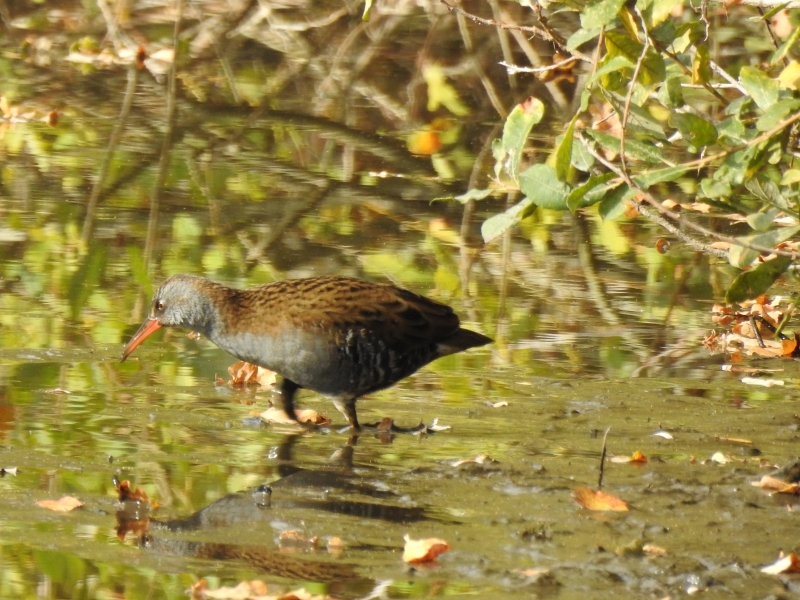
[331,397,360,431]
[277,378,301,421]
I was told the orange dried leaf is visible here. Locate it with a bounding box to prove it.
[259,407,299,424]
[36,496,83,512]
[296,409,331,426]
[762,553,800,574]
[402,534,451,563]
[117,479,150,503]
[201,580,269,599]
[228,361,276,386]
[573,488,629,511]
[407,130,442,155]
[752,475,800,494]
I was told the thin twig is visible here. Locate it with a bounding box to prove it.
[81,65,138,247]
[598,427,611,490]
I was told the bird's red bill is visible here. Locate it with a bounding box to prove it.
[121,318,162,362]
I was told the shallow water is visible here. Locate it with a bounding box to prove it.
[2,1,799,598]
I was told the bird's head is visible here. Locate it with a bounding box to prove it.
[121,274,214,361]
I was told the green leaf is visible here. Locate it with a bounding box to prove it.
[693,44,711,84]
[604,91,666,138]
[746,208,780,232]
[648,0,683,26]
[451,188,495,204]
[739,66,779,109]
[584,129,666,164]
[756,98,800,132]
[745,177,789,210]
[555,118,577,182]
[669,113,718,148]
[605,31,666,85]
[570,138,595,172]
[632,165,691,188]
[599,184,637,220]
[771,22,800,65]
[581,0,626,29]
[567,27,602,51]
[725,255,793,304]
[699,176,732,199]
[728,225,800,268]
[589,55,636,85]
[492,97,545,181]
[481,197,536,243]
[566,173,616,212]
[518,164,571,210]
[657,76,684,109]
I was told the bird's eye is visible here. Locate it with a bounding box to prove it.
[155,301,165,312]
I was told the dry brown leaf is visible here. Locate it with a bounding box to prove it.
[228,361,277,387]
[296,409,331,426]
[36,496,83,512]
[115,479,155,506]
[573,488,629,511]
[752,475,800,494]
[762,553,800,574]
[643,543,667,557]
[402,534,451,563]
[259,407,299,424]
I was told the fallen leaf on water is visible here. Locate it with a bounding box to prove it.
[573,488,629,511]
[279,530,318,549]
[427,418,451,432]
[327,536,344,556]
[194,579,268,599]
[761,552,800,574]
[451,454,495,467]
[721,365,783,373]
[512,567,550,577]
[490,401,509,408]
[652,430,674,440]
[228,361,277,387]
[709,452,731,464]
[610,450,648,464]
[258,407,330,426]
[643,543,667,557]
[751,475,800,494]
[296,409,331,426]
[741,377,784,387]
[715,436,753,444]
[402,534,450,563]
[43,388,71,394]
[37,496,83,512]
